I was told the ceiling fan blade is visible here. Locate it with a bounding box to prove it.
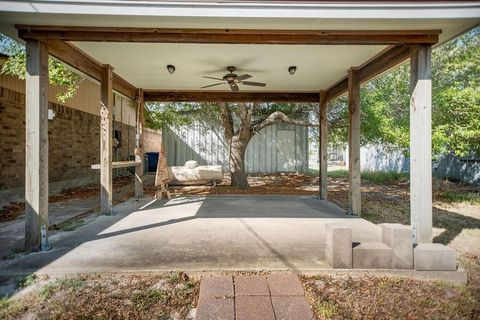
[230,84,240,92]
[236,74,252,81]
[201,82,224,89]
[203,76,224,81]
[241,81,267,87]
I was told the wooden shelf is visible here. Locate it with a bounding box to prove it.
[91,161,141,170]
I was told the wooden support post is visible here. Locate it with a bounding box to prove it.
[348,68,361,216]
[100,65,113,215]
[24,40,49,251]
[410,44,433,243]
[319,90,328,200]
[135,88,144,198]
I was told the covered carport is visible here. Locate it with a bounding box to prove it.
[0,0,478,254]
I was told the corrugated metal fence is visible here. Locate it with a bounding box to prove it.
[339,144,479,186]
[163,122,309,173]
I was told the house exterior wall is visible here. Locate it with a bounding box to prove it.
[144,128,163,153]
[0,70,137,204]
[162,121,309,174]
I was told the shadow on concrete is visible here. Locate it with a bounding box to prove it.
[95,196,357,240]
[433,207,480,245]
[0,195,361,275]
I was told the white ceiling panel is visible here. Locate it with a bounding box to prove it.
[75,42,387,90]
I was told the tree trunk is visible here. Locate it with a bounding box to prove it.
[229,135,250,188]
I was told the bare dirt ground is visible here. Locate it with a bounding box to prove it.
[0,176,135,223]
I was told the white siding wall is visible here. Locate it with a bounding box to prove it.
[0,67,136,126]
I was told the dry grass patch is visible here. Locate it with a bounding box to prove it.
[302,273,480,320]
[0,273,199,320]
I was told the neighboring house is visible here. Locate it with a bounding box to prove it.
[0,54,161,204]
[163,121,309,174]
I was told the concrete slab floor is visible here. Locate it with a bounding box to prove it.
[0,195,382,274]
[0,174,156,259]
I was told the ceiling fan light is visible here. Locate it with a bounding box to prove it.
[288,66,297,75]
[167,64,175,74]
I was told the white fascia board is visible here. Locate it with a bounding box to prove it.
[0,1,479,19]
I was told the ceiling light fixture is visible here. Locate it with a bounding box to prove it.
[288,66,297,75]
[167,65,175,74]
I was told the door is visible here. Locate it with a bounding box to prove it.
[276,129,296,172]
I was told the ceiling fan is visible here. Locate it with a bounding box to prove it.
[201,66,267,92]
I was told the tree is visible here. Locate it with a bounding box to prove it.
[327,27,479,158]
[146,101,317,188]
[220,103,316,188]
[0,33,82,103]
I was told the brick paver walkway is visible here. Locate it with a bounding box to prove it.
[196,273,314,320]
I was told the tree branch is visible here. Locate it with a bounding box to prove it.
[252,111,318,133]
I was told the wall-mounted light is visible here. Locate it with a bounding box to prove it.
[288,66,297,75]
[167,64,176,74]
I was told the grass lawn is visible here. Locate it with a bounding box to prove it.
[302,271,480,320]
[0,273,199,320]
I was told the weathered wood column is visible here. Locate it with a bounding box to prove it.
[319,90,328,200]
[348,67,361,215]
[100,65,113,215]
[25,40,49,251]
[135,88,145,198]
[410,44,433,243]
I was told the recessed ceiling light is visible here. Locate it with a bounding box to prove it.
[167,65,175,74]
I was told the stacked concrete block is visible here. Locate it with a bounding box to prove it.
[352,242,392,269]
[325,224,352,269]
[324,222,457,272]
[414,243,457,271]
[382,223,414,269]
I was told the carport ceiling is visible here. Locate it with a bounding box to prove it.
[73,43,386,91]
[1,1,479,92]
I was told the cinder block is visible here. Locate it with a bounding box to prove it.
[382,223,414,269]
[414,243,457,271]
[325,224,352,269]
[353,242,392,269]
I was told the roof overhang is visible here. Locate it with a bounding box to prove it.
[0,1,479,102]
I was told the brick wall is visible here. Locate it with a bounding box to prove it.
[0,86,136,201]
[144,128,163,153]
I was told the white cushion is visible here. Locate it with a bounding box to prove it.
[184,160,198,169]
[168,165,224,185]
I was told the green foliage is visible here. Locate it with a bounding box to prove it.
[327,169,349,179]
[54,218,86,232]
[439,191,480,205]
[0,297,11,310]
[321,169,407,183]
[146,101,313,132]
[360,171,408,184]
[16,274,37,289]
[0,33,82,103]
[0,297,22,319]
[316,300,337,319]
[40,278,85,300]
[131,289,168,310]
[328,27,480,157]
[145,102,204,130]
